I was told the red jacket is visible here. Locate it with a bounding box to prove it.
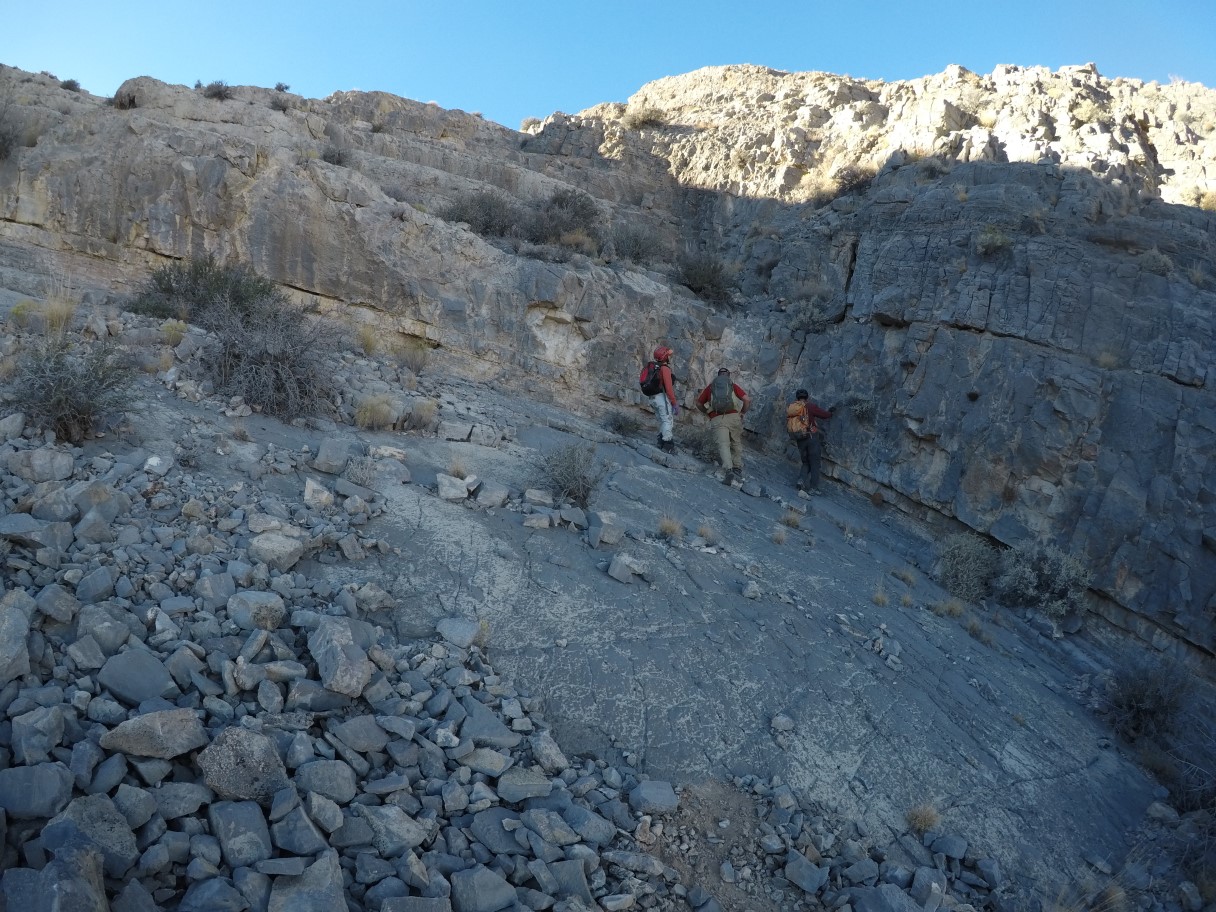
[697,381,748,417]
[658,363,676,406]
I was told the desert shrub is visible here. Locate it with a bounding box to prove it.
[681,422,721,463]
[937,532,998,603]
[10,299,39,328]
[405,398,438,430]
[771,528,787,545]
[441,189,524,237]
[11,336,136,443]
[132,256,339,418]
[160,318,187,346]
[612,223,667,265]
[201,81,233,101]
[43,298,77,337]
[658,515,683,541]
[274,82,290,92]
[270,95,291,113]
[992,541,1090,619]
[131,255,280,322]
[622,106,664,130]
[322,145,349,166]
[355,394,396,430]
[1200,191,1216,212]
[391,337,431,375]
[848,396,876,423]
[344,456,376,487]
[527,188,603,251]
[605,411,643,437]
[59,79,81,93]
[537,443,609,509]
[1100,657,1194,743]
[781,510,801,529]
[1138,247,1173,275]
[834,165,876,196]
[357,324,380,355]
[906,802,940,836]
[520,117,542,132]
[976,225,1012,255]
[677,252,734,302]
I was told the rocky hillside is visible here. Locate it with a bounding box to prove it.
[0,60,1213,668]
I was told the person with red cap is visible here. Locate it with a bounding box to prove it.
[643,346,678,453]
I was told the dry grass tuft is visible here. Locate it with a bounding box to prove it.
[771,528,788,545]
[696,522,717,544]
[43,298,77,338]
[447,457,468,480]
[906,802,941,836]
[392,337,431,375]
[160,319,187,346]
[893,567,916,586]
[658,515,683,541]
[901,593,914,607]
[358,324,380,355]
[405,398,438,431]
[966,616,995,646]
[355,394,396,431]
[231,421,252,442]
[780,510,801,529]
[931,599,965,618]
[872,584,889,607]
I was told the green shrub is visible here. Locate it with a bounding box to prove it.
[59,79,81,93]
[441,189,525,237]
[622,106,665,130]
[677,252,734,302]
[992,541,1090,619]
[976,225,1012,255]
[201,80,233,101]
[1101,657,1193,743]
[131,255,281,322]
[937,532,998,603]
[11,337,136,443]
[274,82,290,93]
[537,443,610,509]
[1138,247,1173,275]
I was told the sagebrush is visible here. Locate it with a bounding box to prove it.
[538,443,609,509]
[937,532,998,603]
[11,337,136,443]
[992,541,1090,619]
[677,252,734,303]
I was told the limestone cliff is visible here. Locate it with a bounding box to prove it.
[0,61,1213,661]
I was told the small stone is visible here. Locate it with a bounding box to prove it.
[209,800,273,867]
[628,779,679,814]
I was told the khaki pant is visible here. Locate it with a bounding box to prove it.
[711,412,743,472]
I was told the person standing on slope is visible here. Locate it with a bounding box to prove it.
[696,368,751,484]
[641,346,679,453]
[786,388,835,496]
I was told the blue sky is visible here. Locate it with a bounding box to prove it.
[4,0,1213,129]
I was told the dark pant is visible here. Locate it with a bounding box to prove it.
[795,433,821,489]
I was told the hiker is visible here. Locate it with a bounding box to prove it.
[696,368,750,484]
[786,388,834,497]
[640,346,678,453]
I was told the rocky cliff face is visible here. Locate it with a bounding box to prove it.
[0,60,1213,662]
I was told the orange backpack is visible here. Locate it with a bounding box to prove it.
[786,401,811,438]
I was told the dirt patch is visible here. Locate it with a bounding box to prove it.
[652,779,786,912]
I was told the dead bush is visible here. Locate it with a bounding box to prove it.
[10,336,137,443]
[622,106,665,130]
[612,223,668,265]
[355,394,396,430]
[906,802,941,836]
[537,443,609,509]
[404,398,437,431]
[681,422,721,464]
[937,532,998,603]
[605,411,644,437]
